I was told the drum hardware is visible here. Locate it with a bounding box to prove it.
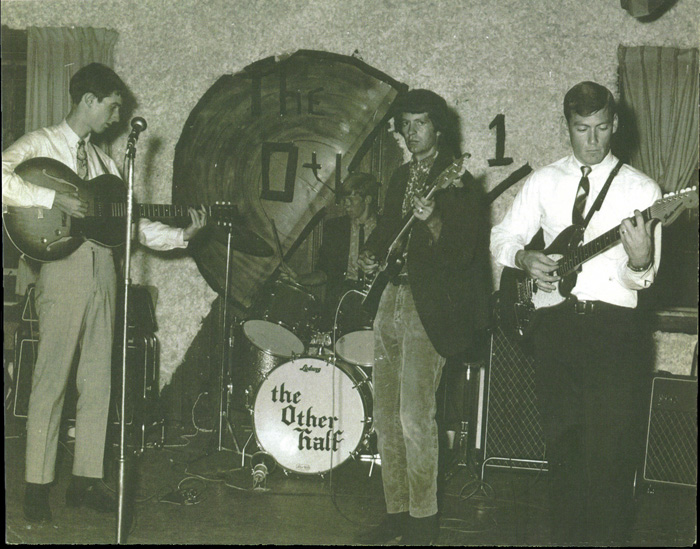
[250,451,277,490]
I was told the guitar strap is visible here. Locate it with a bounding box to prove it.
[580,159,624,231]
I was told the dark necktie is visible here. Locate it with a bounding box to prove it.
[572,165,591,225]
[359,223,365,247]
[76,139,88,179]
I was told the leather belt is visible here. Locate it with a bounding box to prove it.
[568,298,620,315]
[391,274,410,286]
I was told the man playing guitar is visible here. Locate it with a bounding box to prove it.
[491,81,662,545]
[2,63,206,523]
[357,89,490,545]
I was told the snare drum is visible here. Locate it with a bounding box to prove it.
[252,357,372,475]
[334,290,375,368]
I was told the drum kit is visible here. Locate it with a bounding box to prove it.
[234,276,378,476]
[205,216,379,480]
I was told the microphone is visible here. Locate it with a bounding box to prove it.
[127,117,147,146]
[131,117,147,133]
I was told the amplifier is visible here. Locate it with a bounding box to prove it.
[480,323,548,475]
[643,375,697,488]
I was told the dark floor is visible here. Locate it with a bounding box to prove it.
[3,407,697,546]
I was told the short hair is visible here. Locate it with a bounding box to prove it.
[563,81,616,122]
[338,172,379,210]
[391,89,449,134]
[69,62,133,106]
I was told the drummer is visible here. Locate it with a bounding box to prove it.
[283,172,380,330]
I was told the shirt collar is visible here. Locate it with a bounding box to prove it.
[569,151,616,176]
[351,213,377,227]
[59,119,91,147]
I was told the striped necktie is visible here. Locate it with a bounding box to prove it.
[76,139,88,179]
[572,165,591,225]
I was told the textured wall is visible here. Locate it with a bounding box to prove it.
[2,0,698,384]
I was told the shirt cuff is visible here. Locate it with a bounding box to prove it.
[37,187,56,210]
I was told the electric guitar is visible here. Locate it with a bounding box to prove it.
[360,153,471,317]
[500,187,699,337]
[2,157,238,262]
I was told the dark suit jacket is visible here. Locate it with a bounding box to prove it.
[364,152,491,358]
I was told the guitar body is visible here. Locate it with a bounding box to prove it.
[499,223,584,337]
[3,157,128,262]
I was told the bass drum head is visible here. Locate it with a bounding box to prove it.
[335,330,375,367]
[243,319,305,357]
[253,357,370,475]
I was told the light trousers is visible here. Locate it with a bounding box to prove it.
[373,283,445,518]
[25,242,116,484]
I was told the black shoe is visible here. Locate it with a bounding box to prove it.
[66,476,116,513]
[357,512,408,545]
[400,514,439,546]
[23,483,52,523]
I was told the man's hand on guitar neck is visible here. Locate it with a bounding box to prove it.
[183,206,208,241]
[53,190,87,218]
[413,195,442,243]
[514,250,560,292]
[358,250,379,275]
[620,209,654,270]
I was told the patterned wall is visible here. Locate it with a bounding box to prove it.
[2,0,698,384]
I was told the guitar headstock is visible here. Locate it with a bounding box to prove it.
[435,152,471,190]
[651,186,699,226]
[210,202,241,226]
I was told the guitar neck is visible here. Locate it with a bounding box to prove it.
[106,203,204,219]
[559,206,653,276]
[384,158,467,258]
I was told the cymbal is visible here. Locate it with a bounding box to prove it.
[214,222,273,257]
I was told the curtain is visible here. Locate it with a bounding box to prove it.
[618,46,699,192]
[17,27,119,296]
[25,27,119,132]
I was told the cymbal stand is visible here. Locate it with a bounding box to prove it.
[216,228,241,454]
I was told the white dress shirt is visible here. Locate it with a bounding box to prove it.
[2,120,186,251]
[491,152,662,308]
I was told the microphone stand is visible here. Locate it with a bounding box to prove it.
[116,123,144,544]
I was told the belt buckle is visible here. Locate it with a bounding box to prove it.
[574,301,588,314]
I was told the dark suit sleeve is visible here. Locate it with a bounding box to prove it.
[432,170,485,268]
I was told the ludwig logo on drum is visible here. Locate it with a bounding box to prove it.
[299,363,322,373]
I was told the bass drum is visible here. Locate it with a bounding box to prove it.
[253,357,372,475]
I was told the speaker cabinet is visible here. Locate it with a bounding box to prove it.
[643,375,698,488]
[111,334,160,423]
[481,324,548,475]
[13,285,164,451]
